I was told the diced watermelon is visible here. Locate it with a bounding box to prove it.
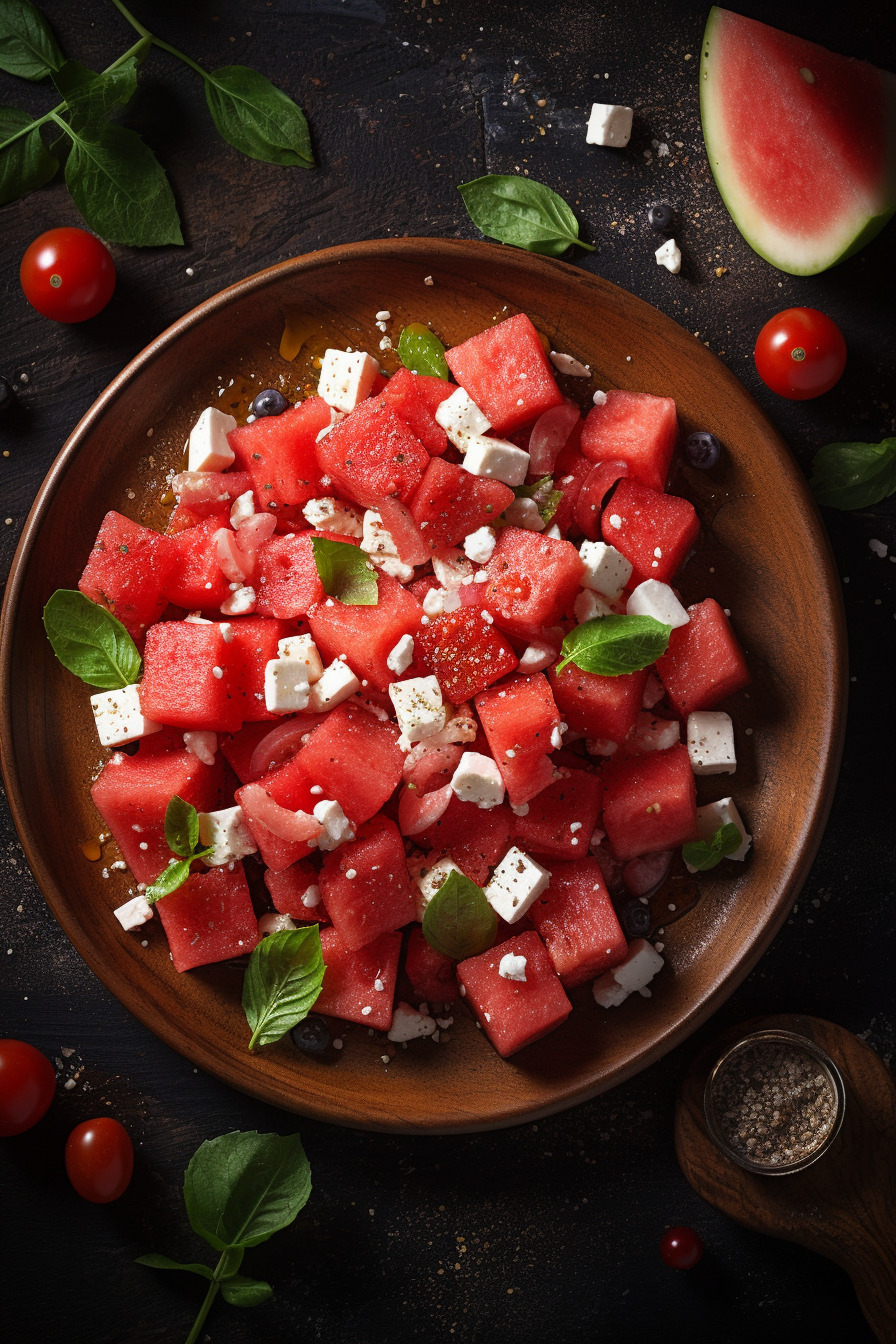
[374,496,431,566]
[221,719,290,783]
[548,664,648,745]
[581,390,678,493]
[171,470,254,517]
[225,616,293,722]
[140,621,243,733]
[236,763,321,871]
[602,479,699,585]
[601,743,698,862]
[445,313,564,435]
[475,674,561,806]
[264,859,328,921]
[573,461,631,540]
[457,929,572,1057]
[513,769,602,860]
[165,501,225,536]
[78,511,177,641]
[404,925,459,1003]
[228,398,332,509]
[156,863,259,972]
[415,795,514,886]
[295,703,404,826]
[319,816,417,950]
[379,367,454,455]
[162,516,233,611]
[656,598,750,716]
[409,457,515,552]
[254,531,325,619]
[527,857,627,988]
[308,571,424,692]
[414,607,518,704]
[315,927,402,1030]
[550,442,594,536]
[482,527,583,639]
[315,397,430,507]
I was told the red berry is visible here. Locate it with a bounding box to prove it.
[659,1225,703,1270]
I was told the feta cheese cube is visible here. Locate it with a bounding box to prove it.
[574,589,615,624]
[503,496,546,532]
[422,586,461,617]
[114,895,154,931]
[277,633,324,683]
[592,939,664,1007]
[450,752,505,809]
[230,489,257,528]
[518,639,558,673]
[187,407,237,473]
[408,853,463,921]
[498,953,527,981]
[198,805,258,867]
[90,684,163,748]
[463,526,497,563]
[435,387,492,447]
[626,579,690,629]
[687,797,752,869]
[389,675,446,747]
[264,657,311,713]
[484,847,550,923]
[317,348,379,412]
[579,540,633,599]
[388,1001,437,1042]
[307,659,361,712]
[301,497,363,536]
[220,585,256,616]
[361,510,414,583]
[386,633,415,675]
[312,799,355,851]
[585,102,634,147]
[687,711,736,775]
[655,238,682,274]
[459,435,530,487]
[183,730,218,765]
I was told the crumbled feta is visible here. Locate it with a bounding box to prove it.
[435,387,492,447]
[230,489,257,528]
[388,1001,437,1042]
[626,579,690,629]
[586,737,618,757]
[593,939,664,1007]
[278,633,324,683]
[629,712,680,754]
[361,510,414,583]
[549,351,590,377]
[592,389,608,407]
[463,526,497,563]
[518,640,558,673]
[655,238,682,274]
[459,435,530,487]
[302,884,322,907]
[258,912,297,936]
[687,797,752,870]
[422,586,461,617]
[301,497,363,536]
[220,585,256,616]
[687,711,736,775]
[574,589,615,624]
[432,551,473,589]
[408,854,463,921]
[485,847,550,923]
[90,684,163,748]
[183,730,217,766]
[198,805,258,866]
[317,348,379,412]
[312,799,355,851]
[376,309,392,322]
[187,407,237,472]
[450,752,505,809]
[579,540,633,600]
[307,659,361,711]
[389,676,446,747]
[550,722,567,750]
[498,953,527,981]
[642,670,665,709]
[264,657,311,713]
[585,102,634,147]
[386,633,415,675]
[503,496,546,532]
[114,895,154,931]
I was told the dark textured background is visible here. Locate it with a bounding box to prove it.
[1,2,893,1341]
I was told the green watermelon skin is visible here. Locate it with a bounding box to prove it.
[700,7,896,275]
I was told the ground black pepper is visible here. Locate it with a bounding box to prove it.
[711,1040,837,1168]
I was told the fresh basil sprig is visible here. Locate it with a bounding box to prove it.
[682,822,743,872]
[458,174,595,256]
[0,0,62,80]
[311,536,378,605]
[242,926,326,1050]
[809,437,896,511]
[42,588,142,689]
[556,614,671,677]
[422,870,497,961]
[138,1129,312,1341]
[146,796,214,905]
[397,323,450,379]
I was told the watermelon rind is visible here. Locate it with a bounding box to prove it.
[699,6,896,276]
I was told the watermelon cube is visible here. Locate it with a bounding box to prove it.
[139,621,243,733]
[404,925,459,1003]
[445,313,564,435]
[295,702,404,827]
[573,461,631,540]
[482,527,583,639]
[78,511,177,641]
[603,479,699,585]
[308,571,424,692]
[581,390,678,493]
[457,930,572,1057]
[225,616,293,722]
[319,816,417,950]
[548,664,648,745]
[527,857,628,988]
[254,532,326,619]
[228,397,332,509]
[656,598,750,716]
[513,768,602,860]
[264,859,328,922]
[315,396,431,507]
[315,926,402,1030]
[171,470,253,518]
[409,457,514,552]
[601,743,698,862]
[156,863,259,972]
[414,607,518,704]
[415,795,514,886]
[162,516,233,611]
[379,367,454,455]
[475,674,561,807]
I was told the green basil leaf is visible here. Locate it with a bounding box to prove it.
[809,438,896,511]
[457,174,595,256]
[397,323,450,379]
[42,589,142,689]
[135,1254,214,1280]
[164,795,200,858]
[422,870,497,961]
[0,105,57,205]
[556,614,671,677]
[63,121,183,246]
[715,822,744,856]
[53,57,140,130]
[203,65,313,167]
[183,1130,312,1252]
[311,536,378,606]
[539,488,563,525]
[145,858,195,905]
[243,926,326,1050]
[682,822,743,872]
[220,1274,274,1307]
[0,0,63,80]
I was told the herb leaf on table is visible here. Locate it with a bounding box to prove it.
[458,174,596,256]
[203,65,314,167]
[556,614,671,677]
[0,0,63,81]
[809,438,896,510]
[0,106,57,204]
[242,926,326,1050]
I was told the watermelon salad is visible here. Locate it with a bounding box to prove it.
[60,310,753,1060]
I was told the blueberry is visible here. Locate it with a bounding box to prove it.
[0,377,14,415]
[251,388,289,417]
[291,1014,331,1055]
[684,431,722,470]
[621,900,652,938]
[648,203,673,232]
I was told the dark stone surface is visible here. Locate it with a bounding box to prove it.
[1,2,892,1340]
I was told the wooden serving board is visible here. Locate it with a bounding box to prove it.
[675,1014,896,1342]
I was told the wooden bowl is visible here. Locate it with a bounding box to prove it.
[0,239,846,1133]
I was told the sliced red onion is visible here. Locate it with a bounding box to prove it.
[247,715,327,779]
[397,781,453,836]
[240,783,324,843]
[214,527,251,582]
[527,400,580,476]
[235,512,277,576]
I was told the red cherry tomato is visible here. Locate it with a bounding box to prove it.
[0,1039,56,1136]
[19,227,116,323]
[65,1117,134,1203]
[754,307,846,400]
[659,1225,703,1270]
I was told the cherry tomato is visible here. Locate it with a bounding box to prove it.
[0,1039,56,1136]
[19,227,116,323]
[659,1225,703,1270]
[754,307,846,400]
[65,1117,134,1203]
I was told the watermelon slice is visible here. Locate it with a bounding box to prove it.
[700,7,896,274]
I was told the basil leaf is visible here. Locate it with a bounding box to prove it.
[311,536,378,606]
[0,0,63,81]
[243,926,326,1050]
[164,795,200,858]
[539,488,563,525]
[397,323,450,380]
[556,614,671,677]
[134,1254,214,1280]
[203,65,313,167]
[512,475,563,524]
[220,1275,274,1307]
[809,438,896,511]
[53,57,140,131]
[0,105,57,205]
[422,870,497,961]
[63,121,183,246]
[682,822,743,872]
[458,174,595,256]
[183,1130,312,1252]
[42,589,142,689]
[145,858,194,905]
